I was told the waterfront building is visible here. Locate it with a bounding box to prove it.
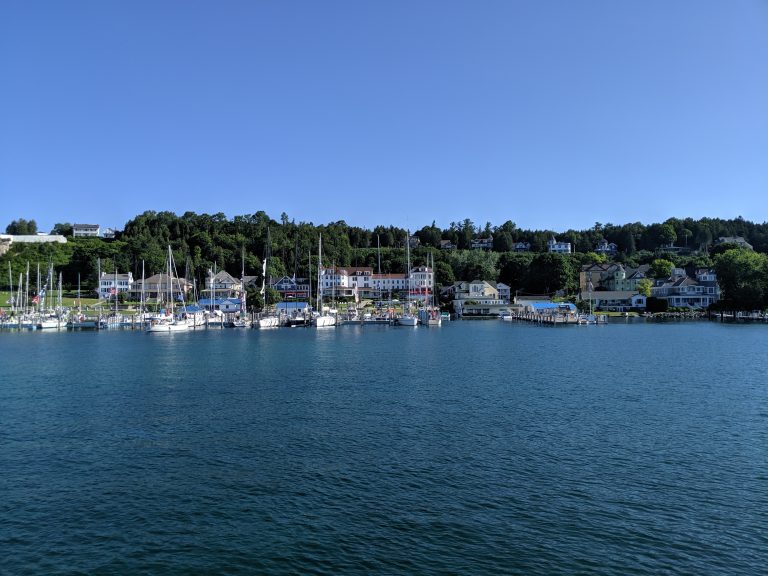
[201,270,242,300]
[451,279,507,315]
[651,268,721,309]
[97,271,134,300]
[129,274,193,302]
[272,276,310,300]
[317,266,434,300]
[583,290,645,312]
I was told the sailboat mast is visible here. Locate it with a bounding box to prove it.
[317,234,322,313]
[141,260,145,313]
[241,245,246,314]
[8,262,13,313]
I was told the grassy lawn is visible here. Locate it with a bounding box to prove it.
[0,290,102,310]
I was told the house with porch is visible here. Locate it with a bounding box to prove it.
[595,239,618,256]
[272,276,310,300]
[583,290,645,312]
[129,274,193,302]
[547,236,572,254]
[97,271,134,300]
[651,268,721,309]
[73,224,100,237]
[471,236,493,250]
[452,279,508,316]
[202,270,242,299]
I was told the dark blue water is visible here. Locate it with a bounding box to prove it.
[1,321,766,575]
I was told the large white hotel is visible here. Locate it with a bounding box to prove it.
[318,265,434,300]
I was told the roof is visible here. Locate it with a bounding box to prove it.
[532,302,577,312]
[211,270,239,283]
[73,223,99,228]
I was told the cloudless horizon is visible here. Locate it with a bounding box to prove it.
[2,1,766,235]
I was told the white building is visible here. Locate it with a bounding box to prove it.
[98,271,134,300]
[547,236,572,254]
[318,266,433,300]
[451,280,508,316]
[651,268,721,309]
[0,234,67,256]
[73,224,100,237]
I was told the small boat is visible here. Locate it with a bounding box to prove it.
[232,317,252,328]
[257,314,280,328]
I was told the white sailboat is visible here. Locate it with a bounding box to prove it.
[398,232,418,326]
[232,247,252,328]
[313,234,336,327]
[418,252,441,326]
[147,246,190,333]
[257,228,280,328]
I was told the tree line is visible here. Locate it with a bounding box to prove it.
[3,212,768,311]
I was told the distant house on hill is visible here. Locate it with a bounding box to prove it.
[715,236,753,250]
[471,236,493,250]
[547,236,572,254]
[73,224,100,237]
[513,241,531,252]
[595,239,618,256]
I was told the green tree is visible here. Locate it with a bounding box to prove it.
[714,249,768,311]
[526,253,576,295]
[51,222,73,236]
[636,278,653,297]
[650,259,674,279]
[5,218,38,235]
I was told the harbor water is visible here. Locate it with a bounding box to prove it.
[1,321,766,574]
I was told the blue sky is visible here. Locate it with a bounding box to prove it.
[2,1,766,234]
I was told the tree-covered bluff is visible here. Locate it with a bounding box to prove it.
[3,212,768,311]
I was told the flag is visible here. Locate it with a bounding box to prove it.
[32,295,40,304]
[109,287,117,295]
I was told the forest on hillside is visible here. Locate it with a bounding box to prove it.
[3,212,768,310]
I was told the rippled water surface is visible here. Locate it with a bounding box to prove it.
[1,321,767,574]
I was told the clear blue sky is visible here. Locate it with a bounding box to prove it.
[2,0,766,234]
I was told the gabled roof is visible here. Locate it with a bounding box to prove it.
[211,270,239,284]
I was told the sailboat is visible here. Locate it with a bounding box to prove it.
[36,263,61,329]
[398,232,418,326]
[418,252,441,326]
[147,246,190,332]
[232,247,252,328]
[257,228,280,328]
[313,233,336,327]
[205,264,226,328]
